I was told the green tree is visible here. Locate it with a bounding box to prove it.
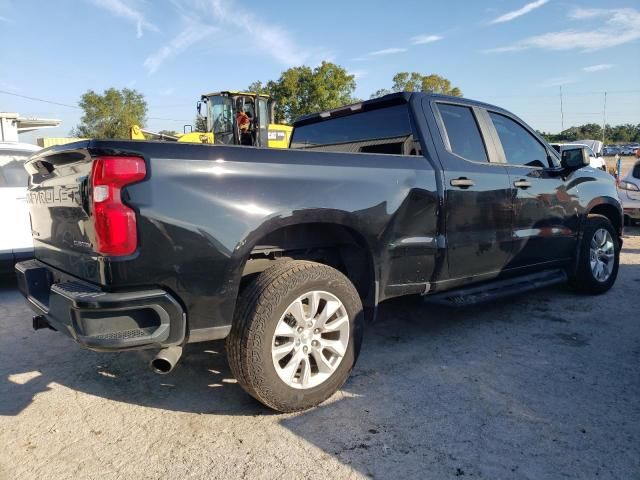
[249,61,357,123]
[194,116,208,132]
[369,88,392,99]
[370,72,462,99]
[72,88,147,139]
[392,72,424,92]
[537,123,640,144]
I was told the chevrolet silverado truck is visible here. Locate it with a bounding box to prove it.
[15,93,622,412]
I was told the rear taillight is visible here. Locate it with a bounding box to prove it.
[90,156,146,256]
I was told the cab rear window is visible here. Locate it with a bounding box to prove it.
[291,105,419,155]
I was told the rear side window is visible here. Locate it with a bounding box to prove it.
[0,151,31,187]
[291,104,420,155]
[437,104,488,162]
[489,112,549,168]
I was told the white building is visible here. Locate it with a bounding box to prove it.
[0,112,61,142]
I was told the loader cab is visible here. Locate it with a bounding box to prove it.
[199,91,273,147]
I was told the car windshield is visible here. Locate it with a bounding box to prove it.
[0,151,32,187]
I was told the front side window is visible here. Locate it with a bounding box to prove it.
[437,103,488,162]
[489,112,549,168]
[0,151,31,187]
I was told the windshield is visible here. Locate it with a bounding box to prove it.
[0,151,31,187]
[208,95,234,137]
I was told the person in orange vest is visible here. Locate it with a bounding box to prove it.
[235,98,252,145]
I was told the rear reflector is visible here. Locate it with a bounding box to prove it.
[91,156,146,256]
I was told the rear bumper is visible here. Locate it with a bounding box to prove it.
[15,259,186,351]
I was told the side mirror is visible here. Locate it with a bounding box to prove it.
[197,101,202,115]
[561,146,590,171]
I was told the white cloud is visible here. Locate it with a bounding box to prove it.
[490,0,549,24]
[569,8,606,20]
[91,0,158,37]
[188,0,320,66]
[485,7,640,52]
[583,64,614,72]
[144,21,217,73]
[410,34,443,45]
[367,47,408,56]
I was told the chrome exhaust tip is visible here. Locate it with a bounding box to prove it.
[150,346,183,374]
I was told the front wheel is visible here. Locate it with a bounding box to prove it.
[226,260,364,412]
[569,214,620,294]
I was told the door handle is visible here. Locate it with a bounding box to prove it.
[513,179,532,189]
[450,177,475,188]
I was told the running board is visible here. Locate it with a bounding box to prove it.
[425,269,568,307]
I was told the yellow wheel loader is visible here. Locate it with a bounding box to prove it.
[130,91,292,149]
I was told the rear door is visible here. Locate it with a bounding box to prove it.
[429,101,513,282]
[486,111,579,269]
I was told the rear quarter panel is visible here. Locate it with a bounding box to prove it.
[114,142,439,330]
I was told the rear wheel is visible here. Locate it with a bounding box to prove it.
[226,260,364,412]
[569,214,620,294]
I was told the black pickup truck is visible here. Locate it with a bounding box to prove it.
[16,92,622,412]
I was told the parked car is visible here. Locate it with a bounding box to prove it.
[620,145,638,156]
[603,146,620,156]
[618,159,640,225]
[551,143,607,170]
[16,93,623,412]
[0,142,39,275]
[570,139,603,157]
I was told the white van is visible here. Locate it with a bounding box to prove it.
[0,142,40,274]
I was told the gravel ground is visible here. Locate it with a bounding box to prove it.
[1,227,639,480]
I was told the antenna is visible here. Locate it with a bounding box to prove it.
[559,86,564,132]
[602,91,607,144]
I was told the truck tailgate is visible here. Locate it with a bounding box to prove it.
[24,142,144,284]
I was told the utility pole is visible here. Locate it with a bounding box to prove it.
[602,91,607,144]
[560,86,564,132]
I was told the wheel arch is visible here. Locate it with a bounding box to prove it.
[225,215,380,325]
[586,196,623,237]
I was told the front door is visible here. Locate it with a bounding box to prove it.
[431,101,513,281]
[486,111,579,269]
[256,97,269,147]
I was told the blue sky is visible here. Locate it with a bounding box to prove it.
[1,0,639,142]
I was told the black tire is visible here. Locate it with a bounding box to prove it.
[226,260,364,412]
[569,214,620,294]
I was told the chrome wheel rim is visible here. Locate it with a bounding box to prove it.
[271,290,350,390]
[590,228,615,283]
